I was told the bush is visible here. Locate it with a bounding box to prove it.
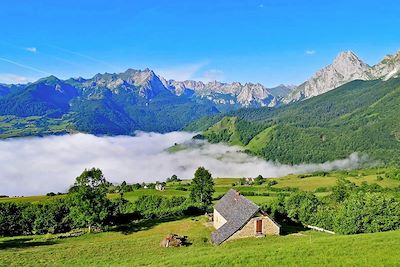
[333,192,400,234]
[134,195,189,219]
[175,186,188,191]
[285,192,320,224]
[314,187,329,193]
[385,168,400,180]
[0,200,71,236]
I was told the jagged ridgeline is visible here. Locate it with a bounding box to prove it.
[0,69,289,138]
[189,77,400,165]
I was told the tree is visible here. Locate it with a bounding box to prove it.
[254,175,265,185]
[119,181,128,199]
[189,167,215,207]
[285,191,320,224]
[166,174,181,183]
[67,168,111,232]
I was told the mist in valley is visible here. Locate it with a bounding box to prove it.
[0,132,369,196]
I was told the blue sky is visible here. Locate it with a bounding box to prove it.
[0,0,399,86]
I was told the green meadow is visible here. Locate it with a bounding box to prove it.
[2,167,399,205]
[2,168,400,266]
[1,216,400,266]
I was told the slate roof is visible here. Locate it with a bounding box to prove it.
[211,189,260,245]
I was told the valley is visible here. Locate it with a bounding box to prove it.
[2,1,400,266]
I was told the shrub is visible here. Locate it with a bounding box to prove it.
[175,186,188,191]
[285,192,320,225]
[333,192,400,234]
[385,168,400,180]
[134,195,189,219]
[314,187,329,193]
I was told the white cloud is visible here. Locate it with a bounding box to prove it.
[0,132,370,196]
[0,73,33,84]
[155,62,208,81]
[306,50,316,55]
[25,47,37,53]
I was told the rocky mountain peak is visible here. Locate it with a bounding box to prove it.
[372,51,400,80]
[284,51,372,102]
[333,51,361,63]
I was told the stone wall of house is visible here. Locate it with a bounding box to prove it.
[213,208,227,230]
[226,215,280,242]
[227,217,258,241]
[263,216,280,235]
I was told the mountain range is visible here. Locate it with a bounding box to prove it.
[190,76,400,165]
[285,50,400,102]
[0,49,399,139]
[0,68,291,137]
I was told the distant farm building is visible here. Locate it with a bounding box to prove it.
[244,177,254,184]
[155,183,165,191]
[211,189,280,245]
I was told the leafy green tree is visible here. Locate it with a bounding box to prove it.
[333,192,400,234]
[32,200,71,234]
[254,175,265,185]
[67,168,111,232]
[190,167,215,206]
[119,181,128,198]
[285,191,320,224]
[0,202,25,236]
[331,178,357,202]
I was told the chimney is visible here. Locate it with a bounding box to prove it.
[234,191,240,201]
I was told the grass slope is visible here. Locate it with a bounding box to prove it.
[193,77,400,165]
[2,168,399,205]
[1,217,400,266]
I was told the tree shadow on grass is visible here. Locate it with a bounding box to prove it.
[112,215,193,235]
[280,221,310,235]
[0,237,58,250]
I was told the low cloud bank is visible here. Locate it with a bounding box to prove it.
[0,132,369,196]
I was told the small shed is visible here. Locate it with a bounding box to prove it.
[211,189,280,245]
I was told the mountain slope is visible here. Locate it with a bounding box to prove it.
[195,77,400,165]
[0,70,220,137]
[285,50,400,103]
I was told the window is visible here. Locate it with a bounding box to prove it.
[256,219,262,233]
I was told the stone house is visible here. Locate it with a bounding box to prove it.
[211,189,280,245]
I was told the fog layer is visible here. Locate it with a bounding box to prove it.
[0,132,368,196]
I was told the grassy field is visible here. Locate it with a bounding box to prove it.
[2,168,400,266]
[1,216,400,266]
[0,115,75,139]
[2,168,399,205]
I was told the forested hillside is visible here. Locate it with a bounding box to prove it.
[190,78,400,165]
[0,75,219,137]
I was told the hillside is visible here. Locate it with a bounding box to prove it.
[0,69,293,138]
[2,218,400,267]
[2,168,400,266]
[0,71,219,137]
[191,77,400,165]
